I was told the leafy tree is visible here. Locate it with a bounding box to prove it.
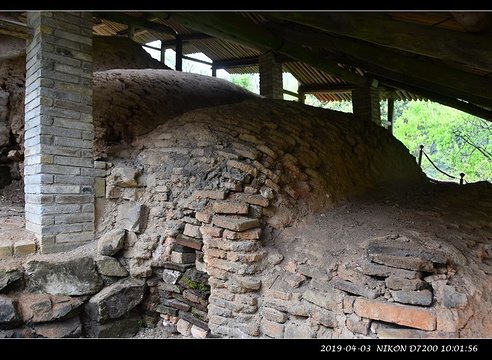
[301,97,491,184]
[392,100,491,183]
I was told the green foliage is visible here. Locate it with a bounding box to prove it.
[228,73,258,93]
[391,100,491,183]
[298,97,491,184]
[181,275,210,292]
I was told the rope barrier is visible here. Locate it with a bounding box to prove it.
[418,145,466,184]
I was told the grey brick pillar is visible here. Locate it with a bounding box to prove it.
[24,12,95,253]
[352,84,381,125]
[259,51,283,100]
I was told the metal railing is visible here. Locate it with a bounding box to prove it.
[418,144,466,185]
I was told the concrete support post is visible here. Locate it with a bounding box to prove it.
[259,51,283,100]
[352,84,381,125]
[24,11,95,253]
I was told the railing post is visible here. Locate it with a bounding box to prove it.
[460,172,465,185]
[418,144,424,167]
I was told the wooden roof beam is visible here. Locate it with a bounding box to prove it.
[265,20,492,112]
[159,12,368,87]
[0,16,30,39]
[298,84,356,94]
[271,12,492,73]
[95,12,177,36]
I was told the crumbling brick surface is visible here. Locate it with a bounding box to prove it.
[0,37,491,338]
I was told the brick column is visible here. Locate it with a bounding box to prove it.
[24,12,95,253]
[352,85,381,125]
[259,52,283,100]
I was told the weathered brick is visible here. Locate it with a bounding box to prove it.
[226,159,258,177]
[385,275,428,291]
[205,237,259,252]
[199,225,224,238]
[156,304,179,316]
[390,289,433,306]
[0,244,13,257]
[256,144,278,160]
[175,233,203,250]
[14,239,37,255]
[183,223,202,239]
[353,297,436,330]
[359,258,420,279]
[369,253,434,272]
[332,278,380,299]
[176,318,192,336]
[171,251,196,264]
[263,307,288,323]
[302,288,339,311]
[212,201,249,215]
[260,318,284,338]
[213,215,259,232]
[234,193,270,207]
[223,227,262,240]
[161,298,191,312]
[192,190,227,200]
[191,324,209,338]
[227,248,267,264]
[252,160,281,183]
[195,211,212,223]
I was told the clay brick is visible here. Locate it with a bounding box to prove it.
[191,324,209,338]
[332,278,380,299]
[0,243,13,257]
[171,251,196,264]
[370,253,435,272]
[14,240,37,255]
[256,144,278,160]
[199,225,223,238]
[390,289,433,306]
[359,258,419,279]
[385,275,428,291]
[226,159,258,177]
[252,160,281,183]
[183,223,201,239]
[260,318,284,338]
[223,227,262,240]
[264,178,281,192]
[354,297,436,331]
[212,201,249,215]
[195,211,212,223]
[192,190,227,200]
[205,237,259,252]
[161,298,191,312]
[227,248,267,264]
[213,215,259,232]
[175,233,203,251]
[176,318,192,336]
[263,307,288,323]
[303,288,339,311]
[234,193,270,207]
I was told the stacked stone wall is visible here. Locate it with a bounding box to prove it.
[90,95,427,338]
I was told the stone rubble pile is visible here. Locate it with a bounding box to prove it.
[258,232,470,338]
[88,97,426,338]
